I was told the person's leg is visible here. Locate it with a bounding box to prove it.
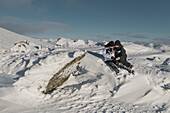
[124,60,134,69]
[117,63,131,72]
[117,62,134,75]
[122,60,130,67]
[119,59,133,69]
[105,61,119,74]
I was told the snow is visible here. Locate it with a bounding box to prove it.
[0,27,170,112]
[0,28,53,51]
[56,37,98,48]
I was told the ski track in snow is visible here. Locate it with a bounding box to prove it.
[0,28,170,113]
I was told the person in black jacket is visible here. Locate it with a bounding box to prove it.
[114,40,133,69]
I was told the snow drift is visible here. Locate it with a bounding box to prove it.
[43,51,87,94]
[0,27,170,113]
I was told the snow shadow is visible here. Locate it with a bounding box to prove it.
[157,58,170,72]
[146,57,160,61]
[110,81,126,96]
[50,73,104,94]
[87,51,103,60]
[64,73,103,92]
[68,51,75,58]
[0,73,15,87]
[154,58,170,72]
[155,103,167,113]
[73,65,88,77]
[162,58,170,65]
[15,55,48,80]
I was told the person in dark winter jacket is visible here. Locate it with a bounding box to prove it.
[103,41,119,74]
[114,40,133,69]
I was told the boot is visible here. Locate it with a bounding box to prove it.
[127,69,135,75]
[129,64,134,69]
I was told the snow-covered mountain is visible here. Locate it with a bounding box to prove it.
[0,27,53,51]
[55,37,98,48]
[0,28,170,113]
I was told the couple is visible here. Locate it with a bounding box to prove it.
[103,40,134,74]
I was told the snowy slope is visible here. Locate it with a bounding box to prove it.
[56,37,98,48]
[0,28,170,113]
[0,27,52,50]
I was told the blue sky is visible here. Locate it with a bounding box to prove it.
[0,0,170,44]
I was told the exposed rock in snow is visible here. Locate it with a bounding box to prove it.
[9,40,40,53]
[43,52,87,94]
[0,28,170,113]
[162,58,170,65]
[161,83,170,90]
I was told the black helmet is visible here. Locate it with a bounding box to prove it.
[105,41,114,47]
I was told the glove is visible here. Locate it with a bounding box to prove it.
[111,56,114,59]
[116,57,120,61]
[110,51,115,54]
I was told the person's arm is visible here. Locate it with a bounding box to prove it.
[103,49,110,58]
[120,47,127,61]
[103,49,115,59]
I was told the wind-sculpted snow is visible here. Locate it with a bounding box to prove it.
[0,28,170,112]
[0,27,52,50]
[0,73,14,87]
[56,37,98,48]
[43,52,87,94]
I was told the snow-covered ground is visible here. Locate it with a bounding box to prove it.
[0,27,170,113]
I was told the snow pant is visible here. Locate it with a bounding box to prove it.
[105,60,132,74]
[117,63,132,73]
[105,60,119,74]
[118,59,131,68]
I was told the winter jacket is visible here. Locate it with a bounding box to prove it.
[103,47,115,61]
[114,45,127,61]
